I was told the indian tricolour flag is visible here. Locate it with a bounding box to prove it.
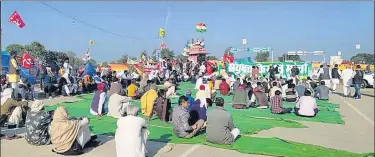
[196,22,207,33]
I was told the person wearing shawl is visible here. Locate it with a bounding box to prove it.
[115,105,149,157]
[232,78,241,92]
[90,83,108,117]
[249,85,269,109]
[155,89,172,122]
[108,77,125,97]
[232,85,249,109]
[195,75,204,90]
[195,85,210,100]
[51,106,98,155]
[140,84,158,120]
[25,100,53,145]
[0,88,28,127]
[108,89,133,119]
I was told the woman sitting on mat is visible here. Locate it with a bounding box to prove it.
[25,100,53,145]
[51,106,101,155]
[155,89,172,123]
[90,83,108,117]
[115,105,149,157]
[140,84,158,120]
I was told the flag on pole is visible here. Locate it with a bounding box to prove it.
[159,28,165,37]
[82,49,91,62]
[22,51,34,69]
[8,11,26,28]
[196,22,206,33]
[89,40,95,45]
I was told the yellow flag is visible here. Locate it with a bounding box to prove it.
[89,40,94,45]
[159,28,165,37]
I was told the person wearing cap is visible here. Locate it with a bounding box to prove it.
[206,97,240,145]
[107,88,132,119]
[25,100,53,145]
[195,85,210,100]
[90,83,108,117]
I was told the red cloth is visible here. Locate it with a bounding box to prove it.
[21,51,34,69]
[199,85,205,90]
[8,11,26,28]
[219,82,230,95]
[97,83,105,91]
[206,66,213,75]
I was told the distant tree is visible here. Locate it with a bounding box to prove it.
[224,47,234,56]
[255,52,269,62]
[5,44,24,56]
[24,41,46,61]
[207,56,218,60]
[160,48,175,59]
[350,53,374,64]
[117,55,128,64]
[175,54,188,62]
[88,59,98,66]
[277,54,303,62]
[101,62,109,67]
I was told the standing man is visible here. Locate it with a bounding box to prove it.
[268,65,275,81]
[352,65,364,99]
[341,65,354,97]
[331,64,341,92]
[290,65,300,84]
[8,50,20,98]
[63,58,72,84]
[319,64,331,89]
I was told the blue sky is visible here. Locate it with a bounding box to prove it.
[1,1,373,62]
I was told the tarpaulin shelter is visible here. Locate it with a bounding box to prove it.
[1,51,10,74]
[80,63,97,77]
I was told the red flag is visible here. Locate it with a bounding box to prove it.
[22,51,34,69]
[8,11,26,28]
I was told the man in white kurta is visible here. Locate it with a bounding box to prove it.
[341,66,354,97]
[63,59,72,84]
[115,105,149,157]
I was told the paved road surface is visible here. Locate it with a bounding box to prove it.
[1,87,374,157]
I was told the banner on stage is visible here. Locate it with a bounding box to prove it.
[225,62,313,78]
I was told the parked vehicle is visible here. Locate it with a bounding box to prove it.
[362,72,374,88]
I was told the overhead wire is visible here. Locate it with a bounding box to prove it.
[160,1,172,45]
[40,2,159,40]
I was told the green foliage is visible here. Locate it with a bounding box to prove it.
[255,52,269,62]
[117,55,128,63]
[278,54,303,62]
[5,44,24,56]
[175,54,188,62]
[24,41,47,61]
[101,62,109,67]
[224,47,234,56]
[160,48,175,59]
[207,56,218,60]
[350,53,374,64]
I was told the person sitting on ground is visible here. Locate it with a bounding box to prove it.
[107,89,132,119]
[256,82,265,93]
[115,105,149,157]
[44,65,58,99]
[214,76,222,90]
[246,82,253,100]
[219,78,230,95]
[51,106,100,155]
[269,81,281,98]
[270,90,292,114]
[196,85,210,100]
[232,85,249,109]
[164,78,176,98]
[25,100,53,145]
[295,90,319,117]
[140,84,158,120]
[281,79,291,99]
[232,78,241,92]
[139,74,148,90]
[189,98,213,125]
[172,96,204,138]
[206,97,240,145]
[143,80,154,93]
[0,88,28,128]
[295,81,307,97]
[127,80,140,99]
[155,89,172,123]
[314,81,329,100]
[108,77,125,97]
[195,75,204,90]
[90,83,108,117]
[285,83,298,102]
[261,80,270,98]
[186,90,195,108]
[249,85,269,109]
